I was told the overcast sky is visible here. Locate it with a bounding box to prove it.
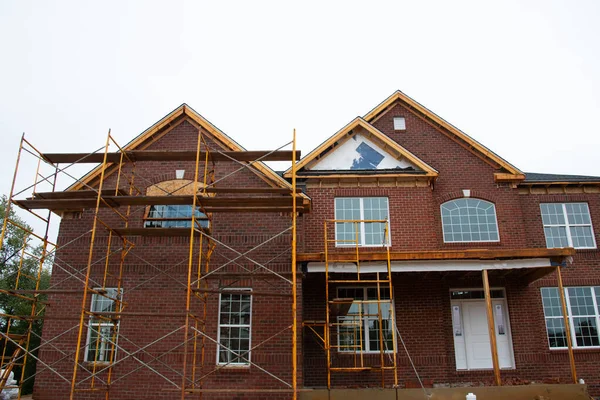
[1,0,600,229]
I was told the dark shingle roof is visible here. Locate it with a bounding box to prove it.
[524,172,600,183]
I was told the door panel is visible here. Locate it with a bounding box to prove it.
[463,302,493,369]
[457,300,514,370]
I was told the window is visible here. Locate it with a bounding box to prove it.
[144,205,210,229]
[334,197,390,246]
[441,198,499,242]
[541,287,600,348]
[540,203,596,249]
[217,291,252,365]
[393,117,406,131]
[85,288,122,363]
[336,287,394,353]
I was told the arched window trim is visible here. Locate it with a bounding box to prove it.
[440,197,500,243]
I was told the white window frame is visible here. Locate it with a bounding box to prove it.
[540,203,596,249]
[440,198,500,243]
[334,197,391,247]
[216,289,252,366]
[541,286,600,350]
[84,288,122,363]
[336,286,396,354]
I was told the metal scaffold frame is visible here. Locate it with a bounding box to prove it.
[0,124,302,399]
[305,219,398,389]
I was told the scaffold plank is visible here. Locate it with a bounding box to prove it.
[191,288,292,297]
[14,195,305,211]
[112,228,205,237]
[203,187,302,194]
[33,189,128,199]
[42,150,301,163]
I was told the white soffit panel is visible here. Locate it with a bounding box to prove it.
[307,258,552,273]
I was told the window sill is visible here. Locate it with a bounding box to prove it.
[443,241,501,245]
[549,347,600,352]
[455,367,515,373]
[217,365,251,372]
[335,245,391,248]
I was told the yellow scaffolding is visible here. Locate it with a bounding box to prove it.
[0,124,302,399]
[306,219,398,388]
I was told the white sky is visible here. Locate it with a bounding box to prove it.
[1,0,600,232]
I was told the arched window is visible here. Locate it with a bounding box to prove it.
[441,198,499,243]
[143,179,210,229]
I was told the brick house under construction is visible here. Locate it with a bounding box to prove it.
[0,91,598,399]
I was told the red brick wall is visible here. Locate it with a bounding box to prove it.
[301,102,600,394]
[32,105,600,398]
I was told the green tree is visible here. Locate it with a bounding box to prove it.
[0,196,51,394]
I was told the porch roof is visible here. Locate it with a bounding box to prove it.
[297,247,575,263]
[301,248,575,284]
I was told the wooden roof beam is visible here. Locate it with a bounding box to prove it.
[297,248,575,262]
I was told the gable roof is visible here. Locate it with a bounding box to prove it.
[70,103,301,194]
[364,90,524,176]
[283,117,438,178]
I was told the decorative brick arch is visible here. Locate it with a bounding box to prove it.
[145,170,199,187]
[435,189,499,206]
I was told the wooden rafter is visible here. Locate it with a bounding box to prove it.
[14,195,306,213]
[43,150,301,164]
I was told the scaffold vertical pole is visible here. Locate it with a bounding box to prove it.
[324,221,331,389]
[70,129,112,399]
[0,134,25,256]
[292,129,298,400]
[181,127,204,399]
[18,163,58,398]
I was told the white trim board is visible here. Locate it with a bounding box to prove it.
[306,258,552,273]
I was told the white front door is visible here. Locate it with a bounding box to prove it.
[453,297,514,370]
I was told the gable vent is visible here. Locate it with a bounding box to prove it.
[393,117,406,131]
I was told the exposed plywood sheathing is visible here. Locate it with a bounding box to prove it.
[310,132,415,171]
[283,117,438,179]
